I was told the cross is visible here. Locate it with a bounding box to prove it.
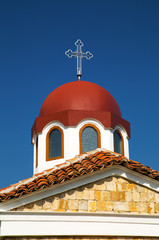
[65,39,93,80]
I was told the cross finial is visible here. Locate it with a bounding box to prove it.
[65,39,93,80]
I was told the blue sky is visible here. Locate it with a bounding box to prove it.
[0,0,159,188]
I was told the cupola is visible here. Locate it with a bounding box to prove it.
[32,40,130,174]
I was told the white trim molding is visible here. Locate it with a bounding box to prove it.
[0,211,159,237]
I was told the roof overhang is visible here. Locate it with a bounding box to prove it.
[31,110,130,140]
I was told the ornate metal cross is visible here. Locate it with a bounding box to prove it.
[65,39,93,80]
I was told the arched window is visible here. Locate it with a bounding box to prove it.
[80,124,101,154]
[46,127,64,161]
[114,130,124,155]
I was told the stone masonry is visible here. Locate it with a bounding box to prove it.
[14,176,159,214]
[4,237,159,240]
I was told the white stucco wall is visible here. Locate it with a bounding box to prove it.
[33,119,129,174]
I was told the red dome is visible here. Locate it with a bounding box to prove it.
[39,81,121,117]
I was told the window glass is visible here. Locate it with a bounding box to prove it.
[114,131,123,154]
[49,128,61,158]
[82,126,98,153]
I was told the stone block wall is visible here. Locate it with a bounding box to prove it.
[14,176,159,214]
[4,236,159,240]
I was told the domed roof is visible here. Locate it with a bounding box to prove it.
[39,81,121,117]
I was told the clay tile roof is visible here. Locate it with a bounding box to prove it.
[0,149,159,203]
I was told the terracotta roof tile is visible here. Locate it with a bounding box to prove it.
[0,149,159,202]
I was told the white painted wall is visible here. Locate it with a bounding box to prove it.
[33,119,129,174]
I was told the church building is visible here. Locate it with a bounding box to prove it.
[0,40,159,239]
